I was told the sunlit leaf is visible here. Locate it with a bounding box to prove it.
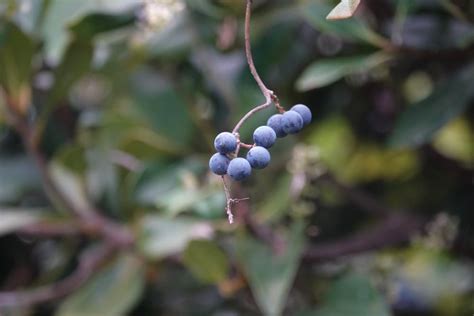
[0,209,43,237]
[327,0,361,20]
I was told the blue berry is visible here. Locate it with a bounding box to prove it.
[227,157,251,181]
[282,111,303,134]
[246,146,271,169]
[290,104,312,126]
[209,153,230,175]
[267,114,287,138]
[214,132,237,154]
[253,126,276,148]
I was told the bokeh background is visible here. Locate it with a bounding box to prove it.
[0,0,473,315]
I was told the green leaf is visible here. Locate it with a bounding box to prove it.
[46,39,94,108]
[69,11,136,40]
[299,274,390,316]
[296,53,391,91]
[301,2,388,47]
[389,64,474,148]
[0,210,43,237]
[56,254,144,316]
[0,21,35,113]
[183,239,230,284]
[0,155,42,204]
[137,215,213,259]
[237,221,306,316]
[327,0,361,20]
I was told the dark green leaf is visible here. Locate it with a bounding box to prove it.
[183,239,230,283]
[46,39,93,108]
[0,21,35,113]
[56,254,144,316]
[237,221,305,316]
[69,12,136,40]
[389,64,474,148]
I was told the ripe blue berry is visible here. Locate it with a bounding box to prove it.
[267,114,287,138]
[290,104,312,126]
[209,153,230,175]
[253,126,276,148]
[246,146,271,169]
[282,111,303,134]
[227,157,252,181]
[214,132,237,154]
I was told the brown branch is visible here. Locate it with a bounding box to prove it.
[0,243,116,307]
[303,213,425,262]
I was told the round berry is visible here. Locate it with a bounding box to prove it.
[227,158,252,181]
[267,114,287,138]
[214,132,237,154]
[246,146,271,169]
[253,126,276,148]
[290,104,312,126]
[209,153,230,175]
[282,111,303,134]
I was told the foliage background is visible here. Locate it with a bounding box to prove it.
[0,0,473,315]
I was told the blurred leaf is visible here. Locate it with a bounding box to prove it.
[0,210,42,237]
[0,21,35,113]
[49,162,95,217]
[302,2,388,47]
[299,274,390,316]
[185,0,225,18]
[237,221,305,316]
[0,155,41,204]
[389,64,474,148]
[432,117,474,167]
[183,239,229,284]
[40,0,138,62]
[56,254,144,316]
[327,0,361,20]
[296,53,391,91]
[137,215,213,259]
[69,11,136,40]
[46,39,93,108]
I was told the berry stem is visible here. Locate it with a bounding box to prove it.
[232,0,284,136]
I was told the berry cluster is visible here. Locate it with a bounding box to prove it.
[209,104,312,181]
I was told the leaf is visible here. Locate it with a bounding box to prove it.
[299,274,390,316]
[183,239,230,284]
[56,254,144,316]
[0,210,43,237]
[389,64,474,148]
[0,155,42,204]
[46,39,94,109]
[69,11,136,40]
[0,21,35,113]
[137,215,213,259]
[301,2,388,47]
[237,221,306,316]
[296,53,391,91]
[327,0,361,20]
